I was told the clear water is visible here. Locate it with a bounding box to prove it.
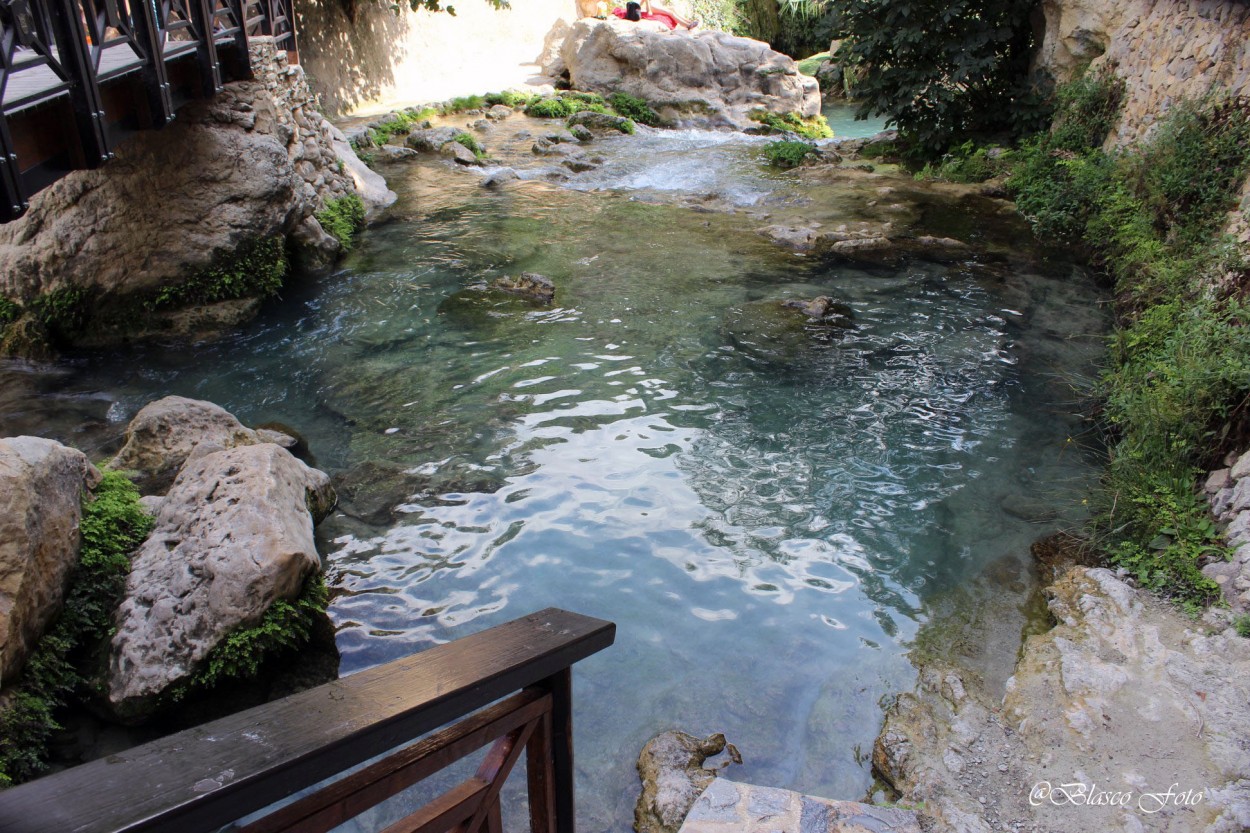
[0,116,1107,831]
[821,102,889,139]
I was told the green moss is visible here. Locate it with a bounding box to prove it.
[484,91,536,108]
[608,93,660,127]
[525,92,613,120]
[763,140,816,168]
[1236,615,1250,638]
[0,471,153,786]
[315,194,367,252]
[748,110,833,140]
[186,574,329,690]
[796,52,829,77]
[453,132,486,158]
[147,236,287,312]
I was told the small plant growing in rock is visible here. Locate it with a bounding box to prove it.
[484,91,535,108]
[315,194,367,252]
[453,132,486,158]
[440,95,486,114]
[0,297,19,326]
[764,140,816,168]
[749,110,833,140]
[608,92,661,127]
[148,236,288,310]
[1236,615,1250,638]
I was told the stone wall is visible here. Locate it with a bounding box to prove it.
[294,0,579,117]
[1037,0,1250,145]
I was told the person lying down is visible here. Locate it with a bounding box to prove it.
[613,0,700,30]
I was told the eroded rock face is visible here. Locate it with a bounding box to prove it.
[106,442,335,720]
[109,396,262,495]
[0,41,366,318]
[875,566,1250,832]
[635,730,740,833]
[0,437,99,685]
[559,19,819,129]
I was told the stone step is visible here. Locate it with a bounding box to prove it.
[679,778,920,833]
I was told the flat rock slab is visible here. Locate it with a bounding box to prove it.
[681,779,919,833]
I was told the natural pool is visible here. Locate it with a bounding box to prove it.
[0,115,1107,831]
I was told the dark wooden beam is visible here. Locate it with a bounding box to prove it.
[0,608,615,833]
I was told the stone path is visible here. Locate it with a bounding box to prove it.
[679,778,920,833]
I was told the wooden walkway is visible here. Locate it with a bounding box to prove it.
[0,0,298,222]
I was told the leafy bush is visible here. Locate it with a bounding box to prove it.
[608,93,661,127]
[315,195,367,252]
[833,0,1042,158]
[149,236,288,310]
[764,140,816,168]
[749,110,833,139]
[525,97,576,119]
[484,91,536,108]
[914,141,1011,183]
[1236,615,1250,638]
[453,132,486,158]
[0,472,153,785]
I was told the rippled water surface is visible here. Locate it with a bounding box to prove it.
[1,115,1106,830]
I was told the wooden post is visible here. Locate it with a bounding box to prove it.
[525,710,557,833]
[546,668,576,833]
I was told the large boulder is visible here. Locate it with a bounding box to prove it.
[0,437,99,686]
[109,396,263,495]
[559,19,820,129]
[106,442,335,720]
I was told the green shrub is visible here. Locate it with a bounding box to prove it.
[764,140,816,168]
[795,51,829,77]
[525,96,576,119]
[748,110,833,140]
[914,141,1011,183]
[484,91,535,108]
[149,236,288,311]
[1011,76,1250,607]
[1236,615,1250,638]
[608,93,661,127]
[0,472,153,785]
[440,95,486,114]
[315,194,367,252]
[453,132,485,158]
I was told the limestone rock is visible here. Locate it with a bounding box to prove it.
[559,19,819,130]
[491,273,556,304]
[328,125,397,218]
[109,396,261,495]
[635,730,740,833]
[441,140,483,166]
[569,124,594,142]
[566,111,635,134]
[0,437,98,685]
[681,779,920,833]
[486,104,514,120]
[106,443,335,720]
[482,168,521,188]
[0,42,362,337]
[406,127,462,153]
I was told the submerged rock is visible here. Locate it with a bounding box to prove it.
[491,273,556,304]
[0,437,99,684]
[721,298,852,365]
[635,730,741,833]
[106,442,336,721]
[559,19,819,130]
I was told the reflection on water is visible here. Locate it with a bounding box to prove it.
[0,118,1105,832]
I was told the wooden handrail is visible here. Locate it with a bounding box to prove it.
[0,607,616,833]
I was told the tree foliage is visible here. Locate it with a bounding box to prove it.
[833,0,1044,157]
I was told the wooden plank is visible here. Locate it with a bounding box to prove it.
[525,712,557,833]
[378,777,488,833]
[0,608,614,833]
[547,669,576,833]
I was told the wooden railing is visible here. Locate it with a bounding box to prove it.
[0,608,616,833]
[0,0,298,222]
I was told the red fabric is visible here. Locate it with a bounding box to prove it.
[611,7,679,28]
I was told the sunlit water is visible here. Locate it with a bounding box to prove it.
[0,113,1106,830]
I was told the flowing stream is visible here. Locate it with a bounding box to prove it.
[0,108,1107,831]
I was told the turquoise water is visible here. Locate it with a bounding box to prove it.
[0,117,1105,830]
[821,102,889,139]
